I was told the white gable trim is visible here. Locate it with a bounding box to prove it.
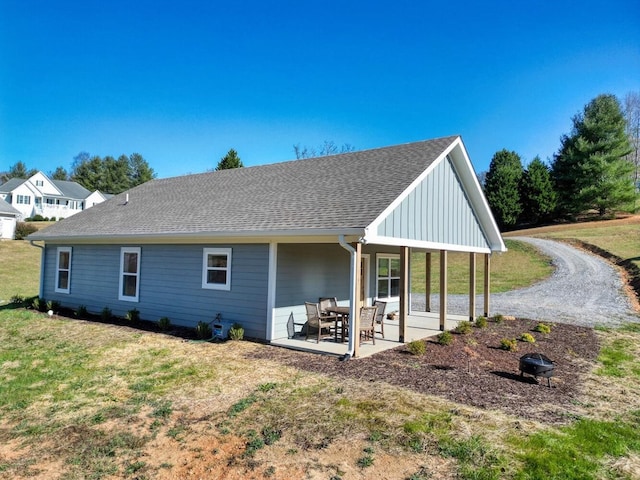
[365,137,506,253]
[367,138,456,236]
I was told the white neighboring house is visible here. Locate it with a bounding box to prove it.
[0,171,109,221]
[0,198,20,239]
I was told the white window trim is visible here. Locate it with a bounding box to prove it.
[202,248,232,291]
[376,254,401,301]
[119,247,141,302]
[55,247,72,294]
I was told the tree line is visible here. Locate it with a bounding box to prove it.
[3,153,156,195]
[484,92,639,229]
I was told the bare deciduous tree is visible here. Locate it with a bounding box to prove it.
[623,91,640,192]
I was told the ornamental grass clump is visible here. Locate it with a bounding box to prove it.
[407,339,427,356]
[157,317,172,332]
[534,322,552,334]
[500,338,518,352]
[475,316,488,328]
[125,308,140,322]
[196,321,212,339]
[454,321,473,335]
[437,331,454,346]
[520,332,536,343]
[229,323,244,340]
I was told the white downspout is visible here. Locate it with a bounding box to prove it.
[338,235,357,361]
[29,240,45,299]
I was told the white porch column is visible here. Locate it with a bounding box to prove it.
[399,246,409,343]
[469,252,476,322]
[439,250,447,331]
[484,253,491,317]
[353,242,362,358]
[425,252,432,312]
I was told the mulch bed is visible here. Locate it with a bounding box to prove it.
[249,318,600,423]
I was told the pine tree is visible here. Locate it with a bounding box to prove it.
[552,94,634,217]
[484,149,523,229]
[215,149,243,170]
[519,157,557,224]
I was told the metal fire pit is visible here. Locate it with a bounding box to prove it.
[519,353,555,387]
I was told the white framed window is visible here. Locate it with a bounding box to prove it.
[36,180,44,186]
[202,248,231,290]
[376,255,400,300]
[55,247,72,294]
[17,195,31,204]
[119,247,141,302]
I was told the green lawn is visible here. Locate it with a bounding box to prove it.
[0,240,40,303]
[1,219,640,478]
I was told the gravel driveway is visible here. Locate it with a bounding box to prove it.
[411,237,640,328]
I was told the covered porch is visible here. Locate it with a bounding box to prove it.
[271,310,469,358]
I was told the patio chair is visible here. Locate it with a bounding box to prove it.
[318,297,338,315]
[373,300,387,338]
[358,305,378,345]
[304,302,339,343]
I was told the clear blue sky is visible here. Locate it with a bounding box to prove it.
[1,0,638,179]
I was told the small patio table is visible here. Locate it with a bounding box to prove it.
[327,306,350,342]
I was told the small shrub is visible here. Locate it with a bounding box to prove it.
[46,300,61,313]
[437,331,453,346]
[101,307,112,321]
[407,340,426,356]
[520,333,536,343]
[125,308,140,322]
[196,321,212,339]
[493,314,504,324]
[475,316,488,328]
[500,338,518,352]
[31,214,45,221]
[76,305,88,318]
[14,222,38,240]
[10,294,25,306]
[31,297,47,312]
[158,317,172,331]
[454,321,473,334]
[534,322,552,334]
[229,323,244,340]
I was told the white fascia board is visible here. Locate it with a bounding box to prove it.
[27,229,365,245]
[366,136,506,254]
[449,139,507,252]
[362,234,492,254]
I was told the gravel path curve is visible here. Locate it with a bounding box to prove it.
[411,237,640,328]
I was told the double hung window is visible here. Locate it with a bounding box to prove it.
[202,248,231,290]
[55,247,72,293]
[376,255,400,300]
[119,247,141,301]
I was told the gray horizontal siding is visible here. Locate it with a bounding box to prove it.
[42,243,270,340]
[273,244,351,340]
[377,156,489,249]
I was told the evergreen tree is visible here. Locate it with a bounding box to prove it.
[71,155,104,191]
[50,166,69,180]
[484,149,523,229]
[552,94,634,217]
[8,161,32,179]
[215,149,243,170]
[519,157,557,224]
[128,153,156,187]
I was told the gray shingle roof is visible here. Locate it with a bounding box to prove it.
[0,198,20,216]
[50,180,91,199]
[0,178,27,193]
[30,136,459,240]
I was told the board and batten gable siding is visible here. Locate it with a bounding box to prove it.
[376,156,489,250]
[272,243,351,340]
[42,243,270,340]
